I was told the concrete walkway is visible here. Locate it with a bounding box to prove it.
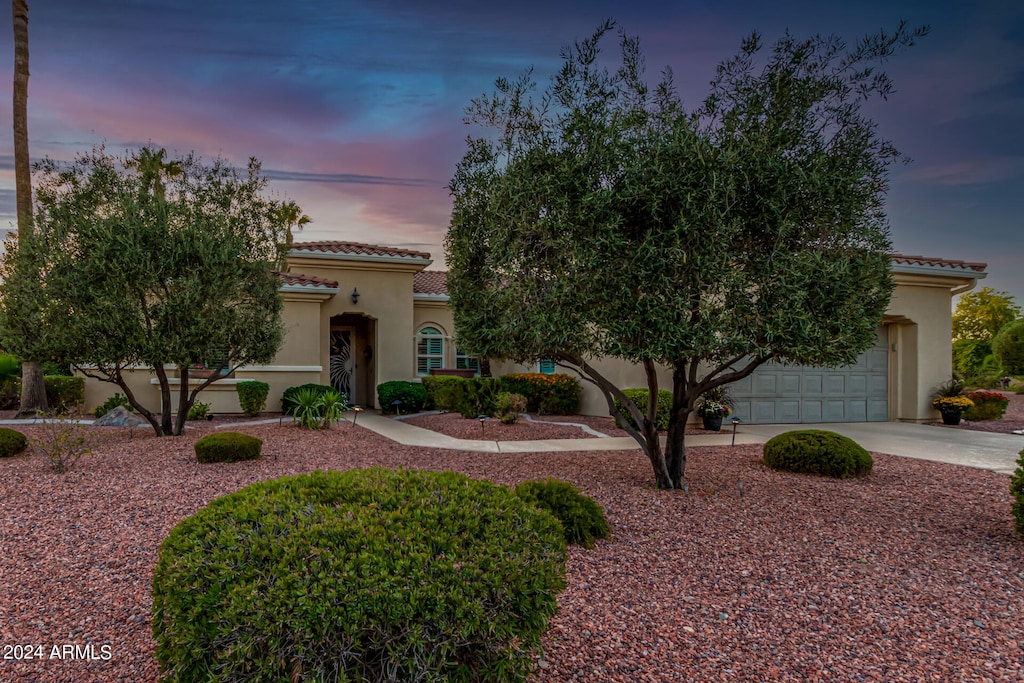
[348,412,1024,474]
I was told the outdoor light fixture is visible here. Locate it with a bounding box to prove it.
[351,287,360,304]
[392,400,403,416]
[731,417,741,447]
[477,415,488,435]
[351,405,362,427]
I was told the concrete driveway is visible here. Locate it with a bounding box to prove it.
[737,421,1024,475]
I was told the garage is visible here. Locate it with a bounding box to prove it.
[728,328,889,424]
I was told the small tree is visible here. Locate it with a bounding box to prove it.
[953,287,1021,342]
[447,22,924,488]
[1,146,293,436]
[993,319,1024,376]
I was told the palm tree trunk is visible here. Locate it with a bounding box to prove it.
[12,0,48,418]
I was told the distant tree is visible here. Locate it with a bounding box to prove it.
[7,0,48,416]
[1,146,293,436]
[952,287,1021,341]
[447,22,925,489]
[952,288,1020,377]
[993,320,1024,376]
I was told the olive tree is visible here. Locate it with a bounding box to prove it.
[0,146,292,436]
[446,22,925,489]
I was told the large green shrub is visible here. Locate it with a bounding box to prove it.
[763,430,873,478]
[94,392,132,418]
[377,380,427,414]
[498,373,581,414]
[281,383,335,416]
[0,428,28,458]
[613,388,673,431]
[514,479,610,548]
[455,377,501,418]
[152,468,567,683]
[194,432,262,463]
[235,380,270,416]
[993,320,1024,375]
[421,375,465,412]
[1011,448,1024,538]
[963,390,1009,421]
[43,375,85,414]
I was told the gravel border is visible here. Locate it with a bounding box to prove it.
[1,422,1021,682]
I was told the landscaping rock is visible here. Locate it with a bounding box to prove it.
[94,405,147,427]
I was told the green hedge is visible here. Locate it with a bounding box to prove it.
[194,432,262,463]
[612,388,673,431]
[151,468,566,683]
[235,380,270,416]
[43,375,85,414]
[421,375,465,412]
[377,381,427,414]
[0,428,28,458]
[763,430,873,478]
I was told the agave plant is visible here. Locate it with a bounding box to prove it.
[292,388,324,430]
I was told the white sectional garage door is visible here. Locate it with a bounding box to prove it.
[729,328,889,424]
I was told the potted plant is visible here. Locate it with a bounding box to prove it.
[931,395,974,425]
[931,377,972,426]
[696,386,732,431]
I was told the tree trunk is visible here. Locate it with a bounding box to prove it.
[664,363,692,489]
[173,366,190,436]
[153,364,175,435]
[11,1,47,418]
[15,360,46,418]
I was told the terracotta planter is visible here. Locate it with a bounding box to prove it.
[940,411,962,426]
[701,415,724,432]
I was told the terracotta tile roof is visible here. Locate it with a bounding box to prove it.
[291,241,432,260]
[414,271,448,295]
[891,254,987,272]
[274,271,339,289]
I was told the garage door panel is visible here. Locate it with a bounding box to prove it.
[803,374,823,394]
[729,328,888,424]
[802,400,823,422]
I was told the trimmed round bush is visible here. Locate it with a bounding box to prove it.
[151,468,567,683]
[514,479,610,548]
[763,429,873,478]
[235,380,270,416]
[0,428,28,458]
[193,431,262,463]
[377,380,428,414]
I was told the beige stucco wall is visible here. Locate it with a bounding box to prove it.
[494,276,975,421]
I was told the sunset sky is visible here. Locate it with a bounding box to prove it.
[2,0,1022,299]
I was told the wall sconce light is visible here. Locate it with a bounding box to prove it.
[351,288,360,304]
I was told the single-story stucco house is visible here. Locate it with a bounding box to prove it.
[82,241,987,424]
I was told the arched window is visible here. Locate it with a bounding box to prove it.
[416,327,444,375]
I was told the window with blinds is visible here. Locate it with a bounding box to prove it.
[416,327,444,375]
[539,358,555,374]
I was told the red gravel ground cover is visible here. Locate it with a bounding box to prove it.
[1,422,1021,682]
[401,412,723,440]
[927,391,1024,434]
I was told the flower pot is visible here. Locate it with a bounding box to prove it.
[701,415,724,431]
[941,411,962,426]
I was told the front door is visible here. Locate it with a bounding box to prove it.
[330,328,356,402]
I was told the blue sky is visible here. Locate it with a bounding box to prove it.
[2,0,1022,301]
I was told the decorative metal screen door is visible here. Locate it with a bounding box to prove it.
[330,329,355,402]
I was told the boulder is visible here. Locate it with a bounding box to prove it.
[94,405,148,427]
